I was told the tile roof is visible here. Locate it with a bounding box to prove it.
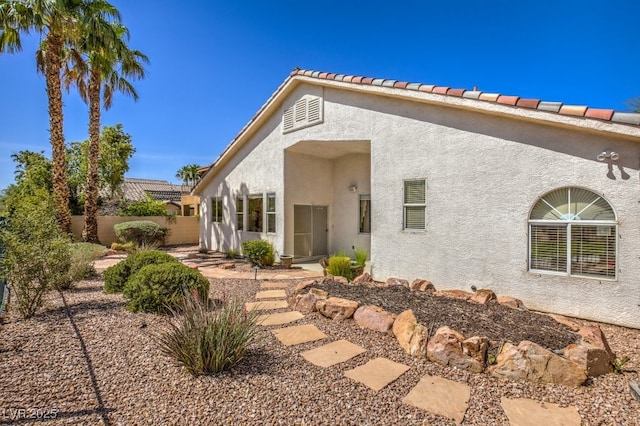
[290,68,640,126]
[119,178,190,202]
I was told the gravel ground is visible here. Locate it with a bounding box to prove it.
[0,275,639,425]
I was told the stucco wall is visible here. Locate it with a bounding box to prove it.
[71,216,199,246]
[199,81,640,328]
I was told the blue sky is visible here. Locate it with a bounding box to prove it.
[1,0,639,190]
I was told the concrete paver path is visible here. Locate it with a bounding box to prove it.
[403,375,471,425]
[500,397,581,426]
[245,300,289,311]
[257,311,304,326]
[255,290,287,299]
[300,339,366,368]
[272,324,328,346]
[344,357,410,392]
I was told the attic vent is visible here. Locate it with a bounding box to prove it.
[282,96,323,134]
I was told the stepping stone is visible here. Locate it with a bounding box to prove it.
[257,311,304,326]
[272,324,327,346]
[255,289,287,299]
[500,397,581,426]
[403,375,470,425]
[344,357,409,392]
[260,281,290,289]
[245,300,289,311]
[301,339,366,368]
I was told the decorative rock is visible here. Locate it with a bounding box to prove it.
[321,275,335,284]
[564,342,613,377]
[549,314,581,331]
[292,289,327,314]
[497,295,526,309]
[104,249,118,256]
[219,263,235,270]
[392,310,429,357]
[316,297,359,321]
[578,325,616,361]
[630,381,640,403]
[353,305,396,333]
[333,276,349,285]
[434,290,473,300]
[490,341,587,386]
[427,327,485,373]
[470,289,496,304]
[293,279,317,295]
[462,336,489,365]
[183,262,199,270]
[353,272,373,284]
[409,279,435,293]
[385,277,409,288]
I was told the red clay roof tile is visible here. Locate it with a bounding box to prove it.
[497,95,520,106]
[290,68,640,127]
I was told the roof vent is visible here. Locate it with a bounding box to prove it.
[283,96,323,133]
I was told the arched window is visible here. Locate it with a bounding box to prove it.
[529,187,617,279]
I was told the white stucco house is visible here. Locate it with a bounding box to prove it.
[193,68,640,328]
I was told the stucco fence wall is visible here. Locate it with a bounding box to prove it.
[71,216,200,247]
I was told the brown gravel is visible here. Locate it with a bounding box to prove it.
[0,275,639,425]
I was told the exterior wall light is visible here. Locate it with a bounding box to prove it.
[597,150,619,161]
[348,185,358,193]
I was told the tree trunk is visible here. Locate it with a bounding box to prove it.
[45,32,71,234]
[82,67,101,243]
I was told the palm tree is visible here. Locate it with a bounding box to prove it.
[63,14,147,243]
[176,164,201,188]
[0,0,90,234]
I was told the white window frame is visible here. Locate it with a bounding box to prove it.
[247,194,264,233]
[236,196,244,231]
[266,192,276,234]
[528,187,618,281]
[403,179,426,231]
[212,196,223,223]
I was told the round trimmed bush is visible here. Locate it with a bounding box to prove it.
[103,249,179,294]
[123,262,210,313]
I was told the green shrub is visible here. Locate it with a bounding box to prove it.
[155,293,260,375]
[327,256,353,281]
[226,248,238,259]
[114,220,169,248]
[241,239,274,267]
[67,243,107,284]
[0,196,71,318]
[353,248,368,267]
[123,262,210,313]
[103,249,179,294]
[118,194,167,216]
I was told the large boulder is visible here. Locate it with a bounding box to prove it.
[434,290,473,301]
[353,305,396,333]
[578,325,615,361]
[291,288,328,314]
[353,272,373,284]
[392,310,429,357]
[409,279,435,293]
[564,342,613,377]
[426,327,485,373]
[316,297,359,321]
[293,279,317,295]
[385,277,409,288]
[497,296,526,310]
[470,289,496,305]
[490,341,587,386]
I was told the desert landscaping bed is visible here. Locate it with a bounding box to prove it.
[0,273,639,425]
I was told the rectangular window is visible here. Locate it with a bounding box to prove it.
[403,179,426,230]
[530,224,567,273]
[359,194,371,233]
[266,193,276,233]
[570,225,616,279]
[247,195,263,233]
[212,197,223,223]
[236,196,244,231]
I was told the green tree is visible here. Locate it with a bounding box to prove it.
[63,13,147,242]
[118,193,167,217]
[627,97,640,113]
[0,0,97,234]
[176,163,202,188]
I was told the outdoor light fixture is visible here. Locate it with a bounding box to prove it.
[597,150,620,162]
[253,265,259,281]
[348,185,358,193]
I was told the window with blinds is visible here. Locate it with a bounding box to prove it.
[529,187,617,280]
[282,96,323,133]
[266,193,276,233]
[403,179,426,230]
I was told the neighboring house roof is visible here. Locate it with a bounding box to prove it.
[120,178,190,203]
[193,67,640,194]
